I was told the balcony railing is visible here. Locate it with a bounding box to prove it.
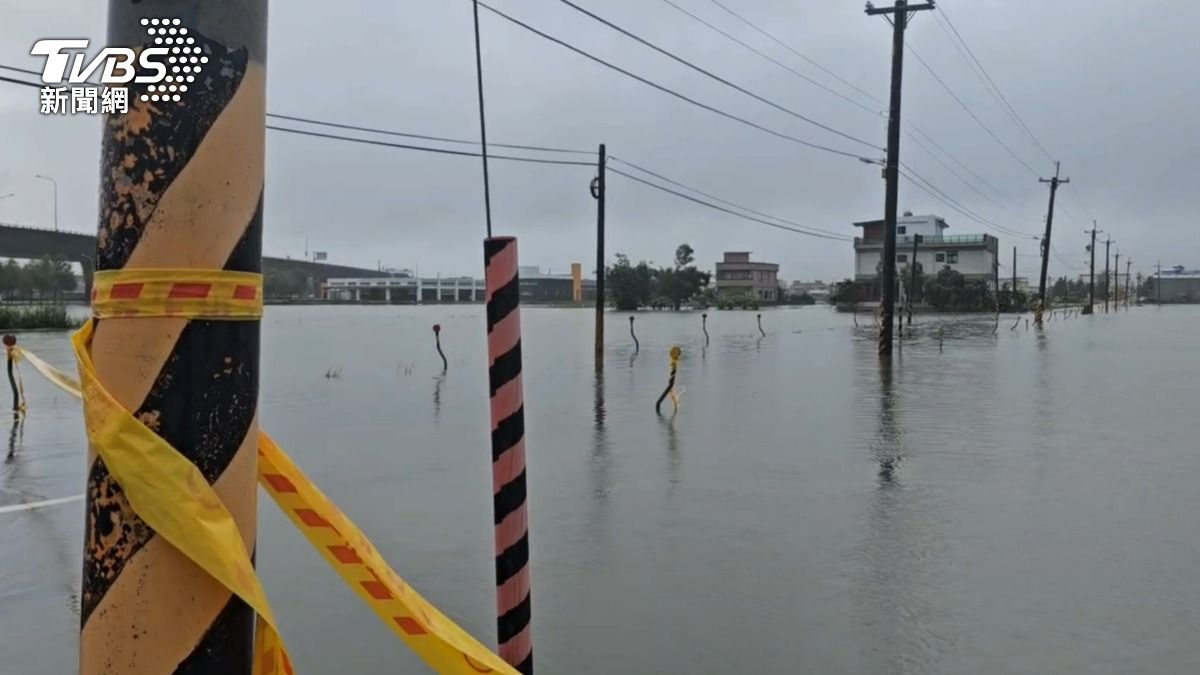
[855,234,992,247]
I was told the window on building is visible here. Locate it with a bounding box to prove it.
[935,253,946,263]
[897,254,908,263]
[898,226,907,235]
[946,251,958,264]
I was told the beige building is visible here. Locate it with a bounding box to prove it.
[715,251,780,301]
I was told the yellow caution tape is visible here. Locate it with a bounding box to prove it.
[72,319,292,675]
[92,268,263,320]
[14,347,80,399]
[20,311,517,674]
[258,435,518,675]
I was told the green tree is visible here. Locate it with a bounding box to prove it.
[655,243,710,310]
[924,267,993,311]
[606,254,654,311]
[264,269,307,299]
[0,259,21,299]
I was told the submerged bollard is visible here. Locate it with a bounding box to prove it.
[80,4,268,672]
[433,324,448,371]
[629,315,639,353]
[757,313,765,337]
[655,346,682,414]
[702,312,710,345]
[483,236,534,674]
[3,335,19,414]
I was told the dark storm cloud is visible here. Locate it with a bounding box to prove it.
[2,0,1196,283]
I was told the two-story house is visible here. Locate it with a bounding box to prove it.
[852,213,998,298]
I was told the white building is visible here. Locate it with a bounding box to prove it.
[325,275,484,303]
[853,213,999,294]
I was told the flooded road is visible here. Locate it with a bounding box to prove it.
[3,305,1198,674]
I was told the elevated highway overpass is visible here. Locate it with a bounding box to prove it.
[0,223,389,296]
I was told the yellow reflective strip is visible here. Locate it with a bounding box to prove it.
[92,269,263,320]
[71,320,289,675]
[258,433,519,675]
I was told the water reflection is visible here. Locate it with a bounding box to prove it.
[6,413,23,460]
[432,372,445,426]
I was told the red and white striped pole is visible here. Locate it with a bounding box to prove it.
[484,236,533,674]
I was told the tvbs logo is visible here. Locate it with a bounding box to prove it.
[31,18,208,115]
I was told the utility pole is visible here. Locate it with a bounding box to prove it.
[591,144,606,363]
[907,233,921,325]
[1036,162,1068,326]
[82,2,266,673]
[1011,246,1017,297]
[1156,260,1162,304]
[866,0,936,356]
[1084,222,1099,314]
[1103,237,1113,313]
[1108,251,1118,306]
[1124,258,1132,309]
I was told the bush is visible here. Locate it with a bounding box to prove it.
[0,304,84,330]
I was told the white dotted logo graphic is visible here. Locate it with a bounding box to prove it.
[139,17,207,103]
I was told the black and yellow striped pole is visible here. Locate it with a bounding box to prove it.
[81,5,266,673]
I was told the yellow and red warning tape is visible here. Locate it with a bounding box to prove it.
[17,269,517,675]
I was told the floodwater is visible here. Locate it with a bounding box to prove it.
[2,304,1199,674]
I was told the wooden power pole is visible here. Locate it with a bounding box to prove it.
[866,0,936,356]
[1084,222,1099,314]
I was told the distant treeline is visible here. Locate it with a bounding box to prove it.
[0,258,78,302]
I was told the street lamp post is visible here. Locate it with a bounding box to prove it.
[34,174,58,231]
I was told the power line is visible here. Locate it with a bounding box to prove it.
[903,127,1041,225]
[267,125,595,166]
[609,155,850,239]
[608,167,848,241]
[550,0,880,150]
[703,0,885,107]
[906,43,1045,177]
[651,0,883,117]
[898,163,1037,240]
[476,1,870,161]
[0,63,594,157]
[934,5,1056,164]
[267,113,590,155]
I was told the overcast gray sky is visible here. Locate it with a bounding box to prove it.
[2,0,1197,283]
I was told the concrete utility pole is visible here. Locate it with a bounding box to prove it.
[1156,260,1162,304]
[1011,246,1017,298]
[866,0,936,356]
[591,144,606,364]
[1084,222,1099,314]
[1036,162,1068,325]
[1108,251,1118,306]
[82,3,267,673]
[1124,259,1132,308]
[907,233,921,325]
[1103,237,1114,313]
